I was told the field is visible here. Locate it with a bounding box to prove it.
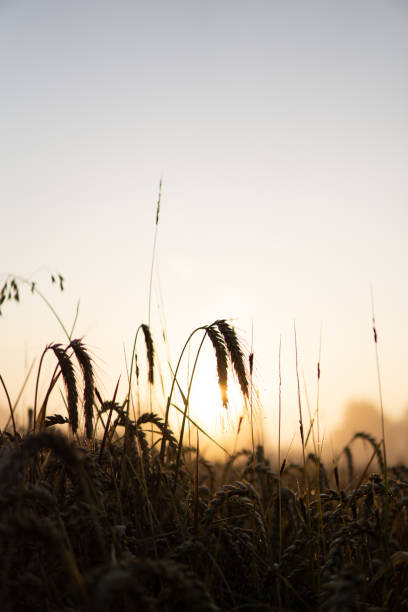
[0,276,407,612]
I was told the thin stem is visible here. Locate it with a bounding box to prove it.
[98,376,121,463]
[250,321,255,459]
[147,179,162,413]
[36,362,64,431]
[0,374,16,436]
[193,430,199,537]
[148,178,162,328]
[370,288,387,470]
[3,358,36,433]
[125,324,143,417]
[174,329,209,484]
[294,322,305,466]
[170,402,230,456]
[31,284,71,341]
[316,323,322,455]
[370,287,390,607]
[278,335,282,562]
[159,325,205,463]
[69,300,81,339]
[33,346,52,428]
[294,321,313,585]
[9,274,71,341]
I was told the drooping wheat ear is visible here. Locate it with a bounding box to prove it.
[307,452,329,490]
[137,412,178,450]
[51,344,78,434]
[45,413,69,427]
[206,324,228,407]
[342,444,354,483]
[23,430,82,466]
[141,324,154,384]
[215,319,249,398]
[70,339,95,439]
[352,431,384,473]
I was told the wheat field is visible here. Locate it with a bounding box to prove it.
[0,274,407,611]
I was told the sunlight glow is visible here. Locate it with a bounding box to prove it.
[187,359,248,440]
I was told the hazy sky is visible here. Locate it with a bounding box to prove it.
[1,1,407,447]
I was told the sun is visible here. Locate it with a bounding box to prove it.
[186,357,247,439]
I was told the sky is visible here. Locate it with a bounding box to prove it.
[1,0,408,452]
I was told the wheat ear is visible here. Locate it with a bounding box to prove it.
[51,344,78,434]
[141,324,155,384]
[206,324,228,407]
[70,339,95,439]
[215,319,249,398]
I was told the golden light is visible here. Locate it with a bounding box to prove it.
[185,354,249,448]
